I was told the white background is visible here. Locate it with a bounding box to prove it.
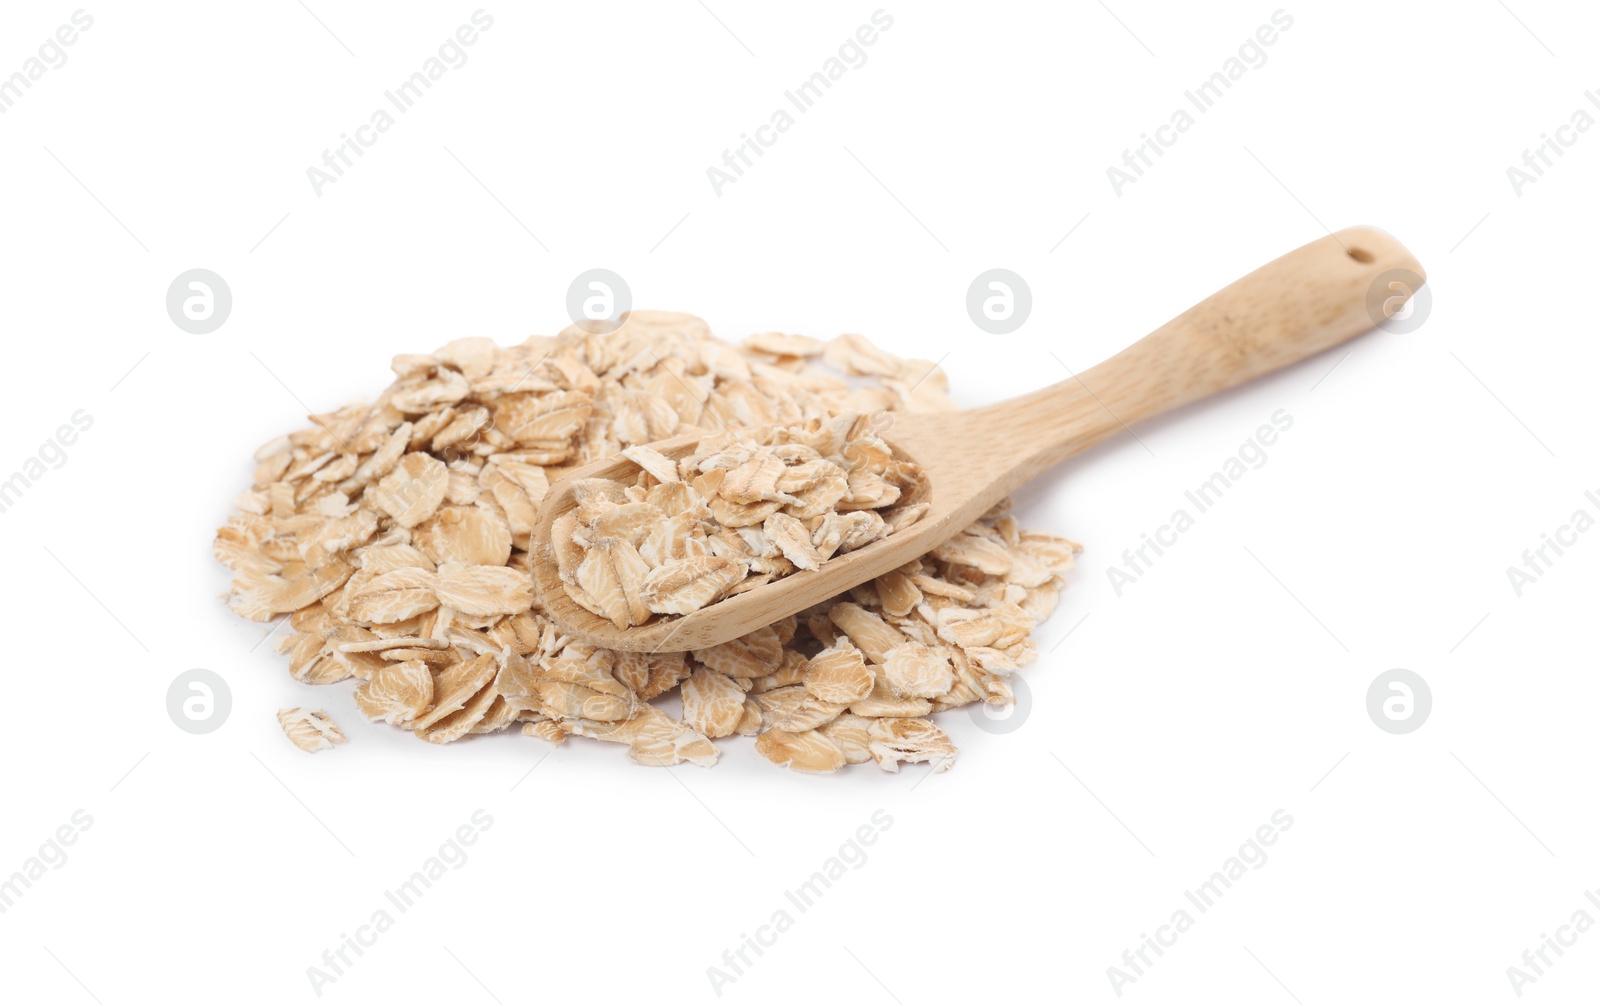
[1,1,1595,1002]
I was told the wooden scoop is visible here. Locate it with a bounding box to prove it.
[531,226,1424,652]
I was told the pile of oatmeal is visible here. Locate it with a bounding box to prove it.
[214,311,1079,772]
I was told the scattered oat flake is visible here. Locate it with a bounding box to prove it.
[866,717,957,773]
[755,729,847,773]
[412,654,498,731]
[681,668,749,738]
[803,641,875,704]
[353,660,434,725]
[621,444,682,483]
[880,642,955,699]
[418,507,512,567]
[434,563,533,617]
[349,566,438,624]
[817,713,874,764]
[277,708,347,753]
[640,556,744,617]
[372,453,448,528]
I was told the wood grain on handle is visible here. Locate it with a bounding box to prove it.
[906,226,1427,495]
[1065,225,1420,417]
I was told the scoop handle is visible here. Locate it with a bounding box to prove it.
[992,226,1425,481]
